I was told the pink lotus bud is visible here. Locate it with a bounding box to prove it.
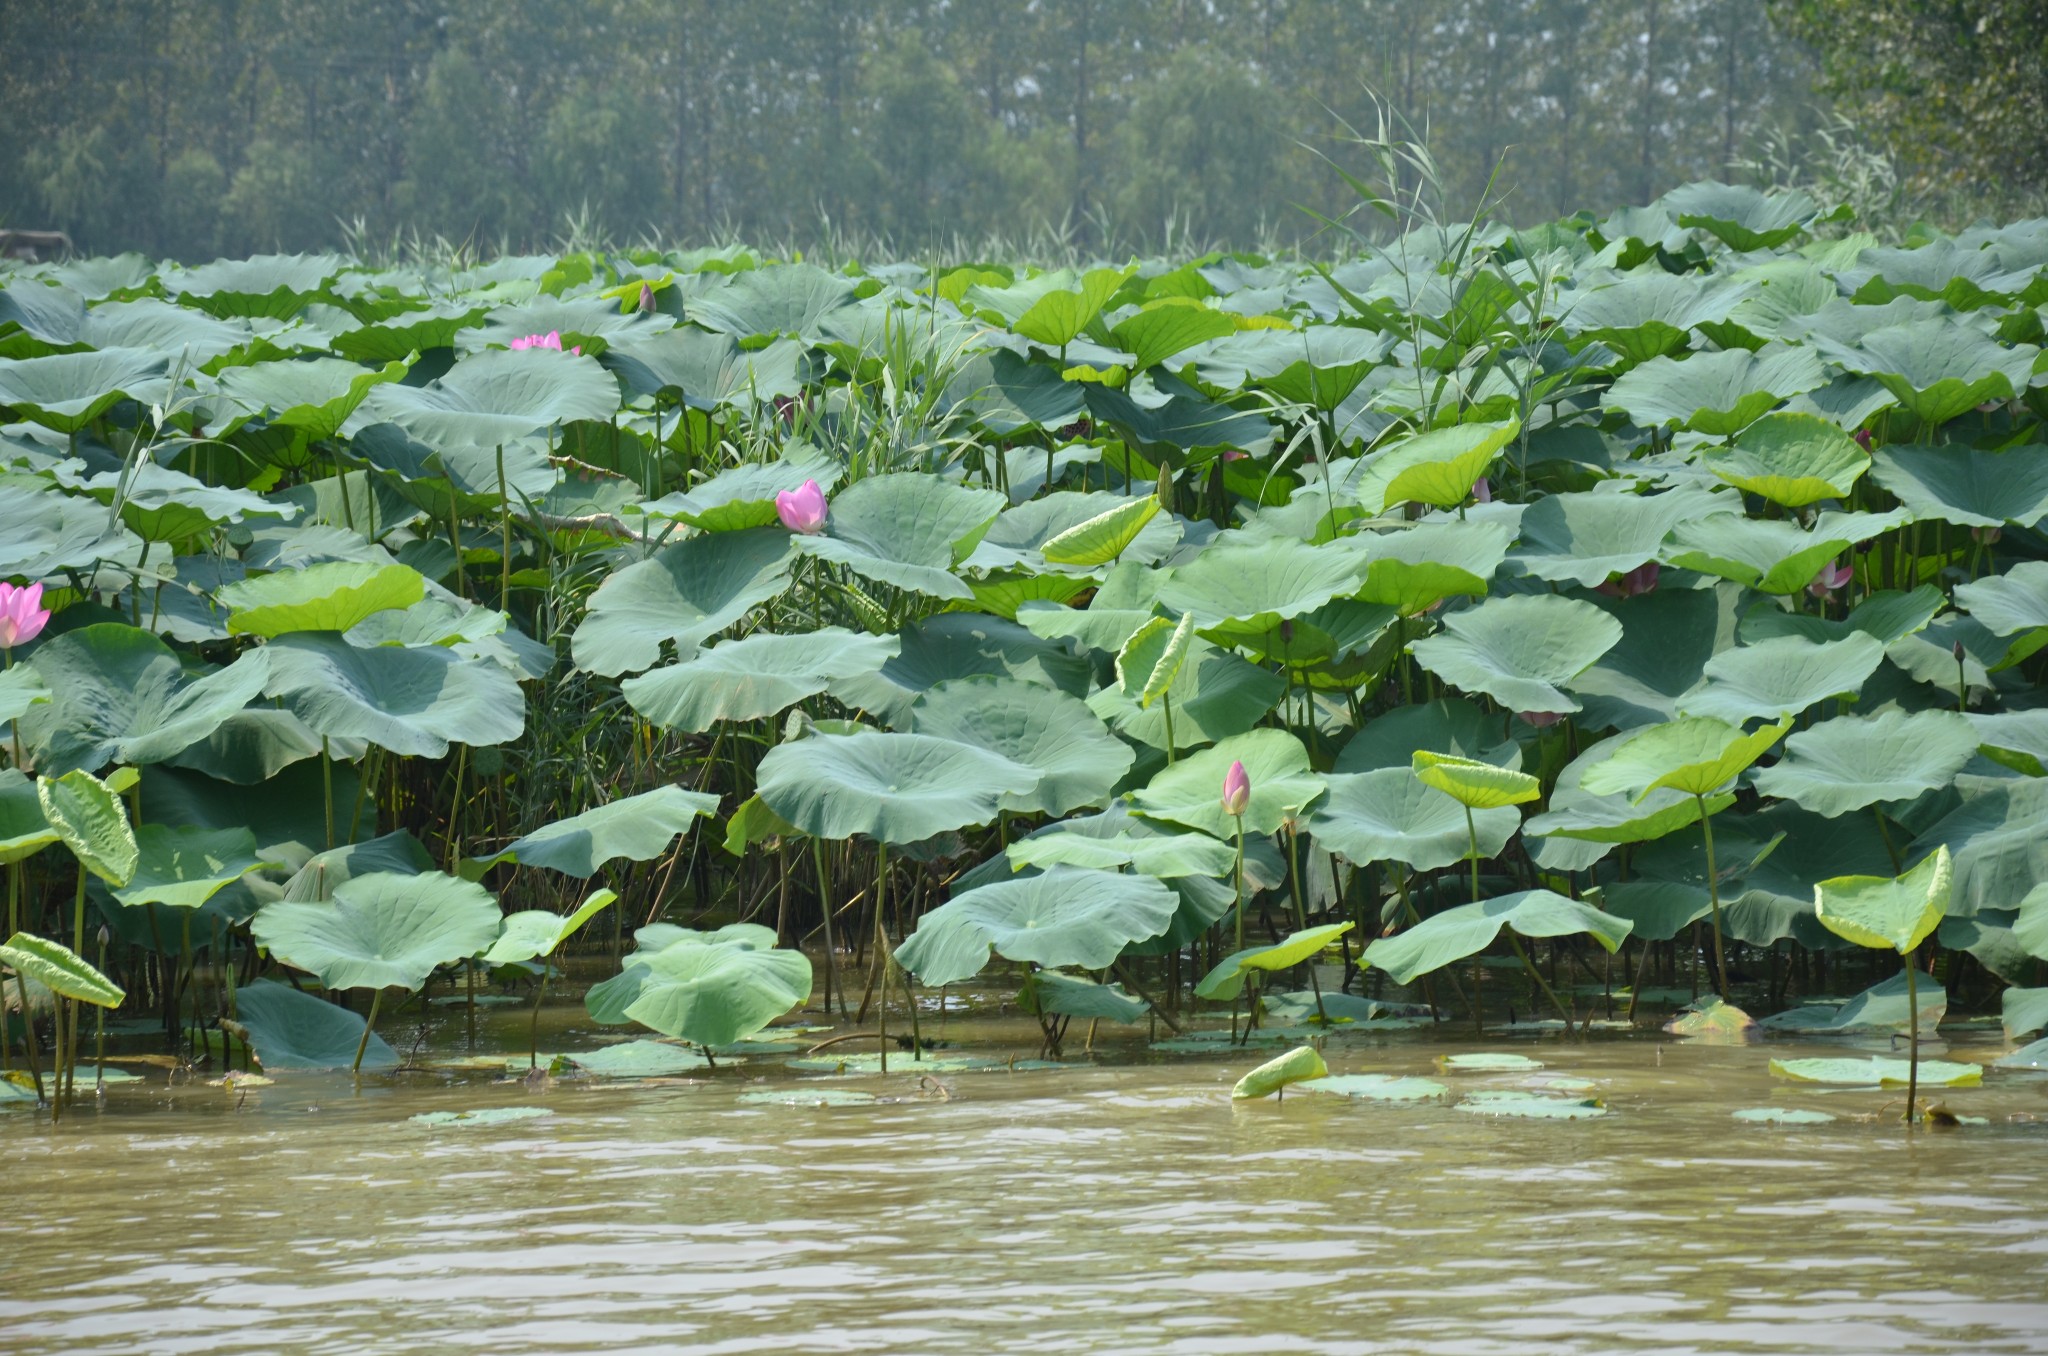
[1596,562,1660,598]
[0,581,49,650]
[638,283,656,313]
[1221,760,1251,817]
[1472,477,1492,504]
[510,330,581,356]
[1853,428,1872,451]
[1221,450,1248,461]
[774,479,828,535]
[1806,560,1854,598]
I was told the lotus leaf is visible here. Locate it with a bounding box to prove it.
[571,528,796,676]
[464,788,717,880]
[756,729,1040,844]
[250,870,501,991]
[908,676,1132,817]
[1361,890,1632,985]
[264,632,524,757]
[230,977,398,1070]
[1409,593,1623,714]
[220,561,427,638]
[894,866,1178,985]
[1752,710,1979,816]
[0,931,124,1007]
[1307,769,1520,872]
[113,825,274,909]
[1702,413,1869,507]
[792,472,1006,601]
[1231,1045,1329,1099]
[1128,728,1325,838]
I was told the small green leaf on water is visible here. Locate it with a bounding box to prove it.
[1769,1056,1982,1087]
[567,1041,713,1078]
[1437,1052,1544,1073]
[736,1088,878,1107]
[1300,1073,1449,1102]
[410,1106,554,1127]
[1663,996,1759,1041]
[1231,1044,1329,1099]
[1732,1107,1836,1125]
[1456,1089,1607,1119]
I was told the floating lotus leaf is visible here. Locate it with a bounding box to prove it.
[1411,751,1540,809]
[894,866,1177,985]
[1019,969,1149,1023]
[1438,1052,1544,1072]
[1835,319,2038,426]
[1579,715,1791,800]
[230,977,397,1070]
[264,632,524,757]
[1702,413,1870,507]
[571,528,795,677]
[1307,769,1520,872]
[1360,890,1632,984]
[112,825,274,909]
[18,625,272,775]
[1455,1090,1607,1119]
[1231,1045,1330,1100]
[1129,728,1325,838]
[1195,922,1355,1001]
[220,561,426,638]
[464,788,718,880]
[1732,1107,1836,1125]
[624,628,897,733]
[1752,710,1980,816]
[1348,417,1520,513]
[566,1040,713,1077]
[1301,1074,1449,1101]
[1769,1056,1980,1087]
[756,729,1039,844]
[251,870,501,991]
[1869,444,2048,529]
[1409,594,1622,714]
[792,472,1006,601]
[1666,510,1907,594]
[0,931,123,1007]
[0,347,170,433]
[1675,633,1886,723]
[1505,486,1708,586]
[363,347,621,449]
[1607,343,1826,435]
[909,676,1132,817]
[410,1106,553,1127]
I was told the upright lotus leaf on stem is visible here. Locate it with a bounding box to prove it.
[1412,750,1540,904]
[35,769,136,1111]
[1813,846,1953,1122]
[0,582,49,653]
[482,888,619,1069]
[774,478,828,535]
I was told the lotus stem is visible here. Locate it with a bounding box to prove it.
[874,843,888,1076]
[1230,815,1245,1043]
[1695,793,1730,1001]
[351,988,384,1076]
[529,968,549,1070]
[321,737,335,852]
[1282,821,1328,1026]
[1507,932,1574,1036]
[1903,944,1920,1124]
[94,926,107,1095]
[812,838,845,1019]
[1161,693,1176,764]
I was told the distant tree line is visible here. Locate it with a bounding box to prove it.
[0,0,2024,262]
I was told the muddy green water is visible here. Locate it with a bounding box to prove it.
[5,1014,2047,1354]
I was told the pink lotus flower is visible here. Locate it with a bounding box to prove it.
[0,582,48,651]
[1807,560,1854,599]
[1221,760,1251,817]
[509,330,582,356]
[775,479,828,535]
[1596,562,1660,598]
[1472,478,1492,504]
[1517,710,1564,728]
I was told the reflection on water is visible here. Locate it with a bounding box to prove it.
[4,1031,2046,1354]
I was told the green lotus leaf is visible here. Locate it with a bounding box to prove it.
[1409,594,1623,714]
[1349,417,1520,513]
[38,769,137,887]
[112,824,274,909]
[1667,509,1907,595]
[1885,612,2033,697]
[792,472,1006,601]
[281,831,433,902]
[1351,517,1513,614]
[1195,922,1356,1002]
[1231,1045,1330,1100]
[464,788,718,880]
[327,299,491,363]
[1360,890,1632,985]
[0,930,124,1008]
[251,869,501,991]
[214,355,409,441]
[1505,486,1711,587]
[1739,584,1944,648]
[1752,710,1980,816]
[17,625,270,775]
[690,262,858,340]
[77,461,293,541]
[1609,343,1826,435]
[220,561,427,638]
[2003,986,2048,1041]
[1731,1107,1835,1125]
[641,446,842,532]
[970,491,1176,574]
[229,976,398,1070]
[1769,1056,1980,1088]
[0,769,58,867]
[1106,299,1241,371]
[1913,772,2048,920]
[1307,768,1519,871]
[941,349,1085,435]
[410,1106,553,1127]
[1334,698,1520,774]
[1129,728,1325,838]
[1815,846,1952,954]
[908,676,1132,817]
[1971,710,2048,778]
[0,279,85,353]
[1560,272,1755,364]
[1579,715,1792,800]
[1017,559,1163,653]
[362,346,621,449]
[1411,750,1540,809]
[571,528,795,677]
[1956,560,2048,638]
[1675,632,1887,723]
[1040,496,1163,567]
[1702,413,1870,507]
[1157,535,1365,630]
[756,729,1040,844]
[1664,182,1821,251]
[1456,1090,1607,1119]
[1232,325,1393,410]
[894,866,1178,985]
[1007,824,1236,878]
[1835,319,2038,426]
[624,628,898,732]
[0,480,139,580]
[560,1040,710,1076]
[1761,971,1947,1034]
[170,252,343,318]
[0,347,170,433]
[1438,1051,1545,1072]
[1568,588,1745,731]
[619,938,813,1047]
[604,326,804,411]
[833,612,1092,725]
[1019,969,1150,1024]
[1115,613,1194,709]
[1869,444,2048,529]
[1529,732,1733,846]
[968,265,1131,348]
[264,632,524,758]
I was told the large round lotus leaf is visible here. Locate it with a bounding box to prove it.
[1902,775,2048,918]
[1360,890,1633,985]
[1409,594,1623,714]
[893,866,1177,985]
[1158,535,1364,629]
[1569,589,1747,731]
[1456,1090,1607,1120]
[689,261,858,340]
[1128,727,1325,838]
[0,347,170,433]
[81,461,291,540]
[1702,413,1869,507]
[1019,968,1150,1023]
[1664,181,1820,250]
[169,252,343,317]
[643,445,840,532]
[755,729,1040,843]
[1835,319,2037,426]
[624,627,899,732]
[1731,1107,1835,1125]
[1530,743,1731,844]
[1884,613,2025,698]
[18,624,272,775]
[1195,922,1356,1001]
[1505,485,1710,587]
[1675,632,1887,723]
[1412,751,1539,809]
[941,348,1086,435]
[567,1040,712,1077]
[214,355,409,441]
[459,293,666,356]
[219,561,426,638]
[1956,560,2048,637]
[263,632,524,757]
[463,787,718,880]
[1752,710,1981,816]
[792,472,1007,601]
[1087,638,1285,753]
[622,940,813,1048]
[1769,1056,1980,1088]
[1335,699,1518,774]
[112,824,273,909]
[1870,445,2048,529]
[251,869,501,991]
[909,676,1132,817]
[281,831,432,902]
[832,612,1092,725]
[1606,343,1825,435]
[1667,509,1907,594]
[604,327,804,411]
[1349,417,1520,512]
[1350,517,1513,615]
[571,528,796,677]
[1579,715,1791,800]
[1302,1073,1450,1102]
[1740,585,1944,651]
[361,347,621,448]
[1815,845,1953,955]
[37,770,137,887]
[967,492,1177,572]
[1559,271,1753,363]
[326,299,490,363]
[229,977,397,1071]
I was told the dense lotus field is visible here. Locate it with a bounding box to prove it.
[1,181,2047,1119]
